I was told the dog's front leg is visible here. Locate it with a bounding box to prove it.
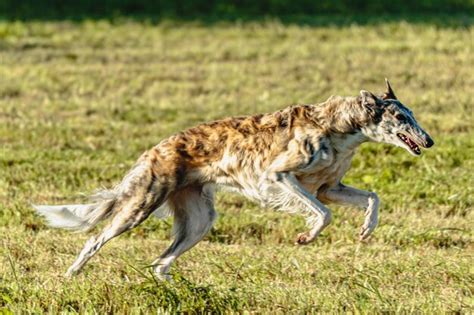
[318,183,379,240]
[263,171,332,245]
[261,137,332,244]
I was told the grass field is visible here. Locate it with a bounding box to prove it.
[0,16,473,313]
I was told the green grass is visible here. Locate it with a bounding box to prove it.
[0,17,473,313]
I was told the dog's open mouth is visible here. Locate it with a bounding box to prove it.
[397,133,421,155]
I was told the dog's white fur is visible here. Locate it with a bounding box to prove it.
[35,80,434,279]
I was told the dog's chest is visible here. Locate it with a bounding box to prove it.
[297,133,362,193]
[298,151,354,191]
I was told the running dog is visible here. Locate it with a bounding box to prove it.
[35,79,434,279]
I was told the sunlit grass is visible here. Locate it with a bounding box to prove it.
[0,18,472,313]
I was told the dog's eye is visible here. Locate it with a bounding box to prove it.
[395,114,406,121]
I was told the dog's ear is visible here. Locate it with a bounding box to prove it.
[382,78,397,100]
[360,90,379,107]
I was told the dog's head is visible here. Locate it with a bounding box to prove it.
[360,79,434,156]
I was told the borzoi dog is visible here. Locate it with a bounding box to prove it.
[35,79,434,279]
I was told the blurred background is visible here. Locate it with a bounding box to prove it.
[1,0,473,21]
[0,0,472,313]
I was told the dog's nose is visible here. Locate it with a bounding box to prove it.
[425,137,434,148]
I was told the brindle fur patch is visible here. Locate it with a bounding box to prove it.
[35,80,434,279]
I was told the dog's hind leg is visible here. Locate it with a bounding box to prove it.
[151,184,216,280]
[65,184,169,277]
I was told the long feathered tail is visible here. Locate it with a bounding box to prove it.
[33,189,118,232]
[34,154,173,232]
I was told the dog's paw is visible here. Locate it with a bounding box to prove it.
[295,232,312,245]
[359,213,378,241]
[155,272,173,282]
[64,268,77,278]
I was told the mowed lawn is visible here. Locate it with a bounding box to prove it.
[0,17,472,313]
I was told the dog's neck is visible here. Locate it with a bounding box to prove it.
[311,96,373,132]
[309,95,374,153]
[329,130,367,155]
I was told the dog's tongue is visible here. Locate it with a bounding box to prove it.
[406,136,421,154]
[407,137,417,147]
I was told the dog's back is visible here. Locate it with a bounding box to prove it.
[36,81,434,279]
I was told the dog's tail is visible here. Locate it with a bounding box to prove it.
[34,152,174,231]
[33,189,118,232]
